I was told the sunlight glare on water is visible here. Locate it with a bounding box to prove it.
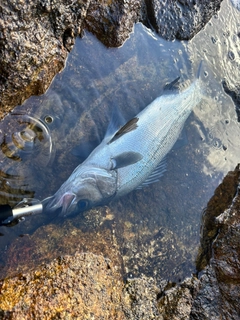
[0,0,239,281]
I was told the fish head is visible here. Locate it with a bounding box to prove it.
[45,166,117,216]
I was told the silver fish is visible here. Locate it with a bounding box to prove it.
[45,63,204,216]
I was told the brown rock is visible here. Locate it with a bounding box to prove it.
[0,210,122,279]
[0,0,90,119]
[0,252,127,319]
[84,0,141,47]
[157,277,199,320]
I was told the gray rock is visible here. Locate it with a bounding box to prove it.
[124,275,162,319]
[145,0,223,41]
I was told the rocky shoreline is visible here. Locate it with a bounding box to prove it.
[0,0,223,119]
[1,0,240,318]
[0,165,239,319]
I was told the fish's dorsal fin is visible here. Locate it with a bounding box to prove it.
[164,76,181,91]
[108,117,139,144]
[136,158,167,189]
[111,151,143,169]
[104,107,126,142]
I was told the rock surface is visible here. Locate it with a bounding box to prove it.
[0,252,127,319]
[0,0,223,118]
[83,0,142,47]
[191,165,240,319]
[158,164,240,320]
[222,80,240,122]
[0,0,90,119]
[145,0,223,41]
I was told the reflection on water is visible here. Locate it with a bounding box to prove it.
[1,114,53,165]
[0,0,239,281]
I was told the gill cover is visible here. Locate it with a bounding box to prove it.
[45,167,117,216]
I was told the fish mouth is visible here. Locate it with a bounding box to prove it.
[44,192,76,216]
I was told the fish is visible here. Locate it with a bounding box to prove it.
[45,63,204,216]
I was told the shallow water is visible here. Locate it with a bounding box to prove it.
[0,0,239,281]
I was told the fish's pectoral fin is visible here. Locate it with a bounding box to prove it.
[110,151,143,169]
[136,158,167,189]
[108,117,139,144]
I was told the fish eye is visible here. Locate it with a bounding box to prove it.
[77,199,89,211]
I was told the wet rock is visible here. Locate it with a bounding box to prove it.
[191,193,240,318]
[196,164,240,271]
[0,0,90,119]
[84,0,142,47]
[157,277,199,320]
[124,274,162,319]
[0,209,121,279]
[222,80,240,122]
[0,252,127,319]
[145,0,223,41]
[0,0,223,119]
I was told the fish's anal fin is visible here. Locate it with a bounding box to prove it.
[108,117,139,144]
[136,158,167,190]
[111,151,143,170]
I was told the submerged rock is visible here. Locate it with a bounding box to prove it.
[0,0,223,118]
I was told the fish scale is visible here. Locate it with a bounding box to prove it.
[90,82,203,197]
